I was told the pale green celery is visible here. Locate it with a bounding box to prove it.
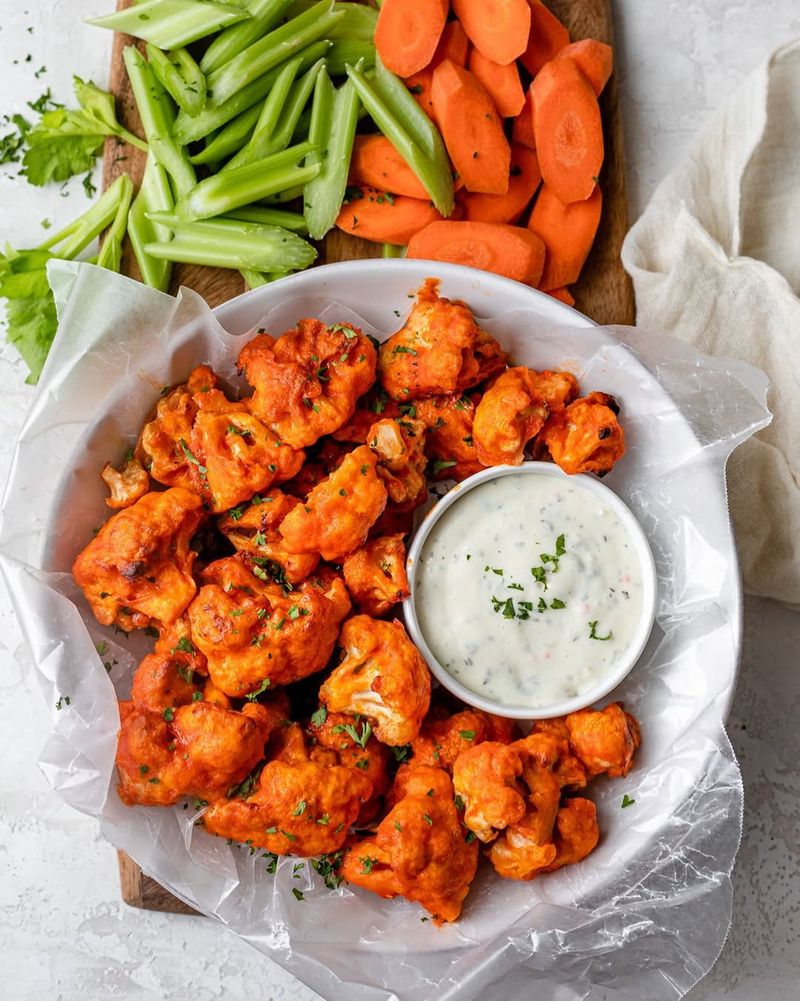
[174,141,319,219]
[262,184,305,204]
[87,0,249,49]
[285,1,377,39]
[382,243,404,258]
[222,56,303,172]
[146,44,206,117]
[43,175,132,259]
[264,58,325,156]
[149,206,308,233]
[372,54,439,159]
[345,63,454,216]
[144,220,317,271]
[124,47,197,197]
[304,67,361,239]
[240,269,291,287]
[201,0,295,74]
[189,104,260,165]
[97,174,134,272]
[207,1,344,107]
[128,155,174,291]
[174,40,331,144]
[293,99,369,142]
[326,39,375,76]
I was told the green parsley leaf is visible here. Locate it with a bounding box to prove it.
[431,458,457,474]
[588,620,613,641]
[310,706,327,728]
[621,794,635,808]
[293,799,307,816]
[360,856,376,873]
[245,678,271,700]
[163,707,174,722]
[292,887,305,901]
[392,345,418,355]
[459,730,476,741]
[550,598,566,609]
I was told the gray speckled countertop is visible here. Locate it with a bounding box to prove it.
[1,2,798,999]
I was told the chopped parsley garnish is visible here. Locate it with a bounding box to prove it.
[507,582,524,591]
[392,744,411,763]
[228,505,244,521]
[293,800,307,816]
[173,636,195,655]
[162,707,174,722]
[392,345,418,355]
[360,856,377,873]
[530,566,548,589]
[227,424,251,437]
[550,598,567,609]
[588,620,613,641]
[459,730,476,741]
[332,718,372,748]
[176,664,194,685]
[422,814,433,826]
[430,458,457,474]
[245,678,271,700]
[178,438,207,478]
[621,794,635,808]
[138,764,149,776]
[292,888,305,901]
[310,706,327,728]
[311,851,345,889]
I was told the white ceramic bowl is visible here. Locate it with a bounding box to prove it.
[404,462,658,719]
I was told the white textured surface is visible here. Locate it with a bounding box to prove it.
[0,2,798,999]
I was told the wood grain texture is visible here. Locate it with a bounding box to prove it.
[107,0,633,912]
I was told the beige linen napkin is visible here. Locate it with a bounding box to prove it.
[622,40,800,605]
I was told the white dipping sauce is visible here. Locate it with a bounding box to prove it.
[414,473,645,710]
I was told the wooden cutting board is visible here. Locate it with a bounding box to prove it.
[103,0,634,915]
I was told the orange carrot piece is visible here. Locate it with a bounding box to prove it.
[531,57,603,203]
[436,21,470,66]
[350,135,430,200]
[375,0,449,77]
[336,187,442,245]
[520,0,569,76]
[407,220,545,285]
[460,144,541,223]
[468,48,525,117]
[405,68,435,119]
[513,86,535,148]
[451,0,531,66]
[528,183,602,289]
[431,60,511,195]
[545,286,575,306]
[554,39,613,95]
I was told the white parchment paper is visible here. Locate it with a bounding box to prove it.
[0,261,772,1001]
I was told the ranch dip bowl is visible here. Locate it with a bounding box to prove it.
[404,462,657,719]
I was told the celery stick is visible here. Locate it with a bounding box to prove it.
[285,1,377,39]
[97,174,134,273]
[144,221,317,271]
[124,47,197,197]
[265,58,325,156]
[53,175,133,260]
[87,0,249,49]
[146,44,206,117]
[174,142,319,220]
[201,0,295,74]
[382,243,404,258]
[190,104,260,165]
[326,39,375,76]
[240,269,291,287]
[128,155,174,291]
[149,206,308,233]
[262,184,306,204]
[207,1,344,107]
[372,54,439,159]
[222,56,303,172]
[174,40,331,144]
[345,63,454,216]
[303,68,359,239]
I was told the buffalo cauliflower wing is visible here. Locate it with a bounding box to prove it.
[541,797,600,872]
[378,279,506,401]
[319,615,431,746]
[203,757,373,856]
[414,394,484,482]
[367,417,428,512]
[472,368,550,467]
[342,534,410,617]
[342,764,479,923]
[332,387,402,443]
[116,700,275,806]
[278,445,388,561]
[410,707,512,772]
[452,741,526,843]
[72,486,204,631]
[187,556,350,696]
[565,703,640,778]
[238,319,377,449]
[218,490,320,584]
[539,391,625,476]
[101,453,150,509]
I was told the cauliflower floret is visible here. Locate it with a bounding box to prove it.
[101,454,150,509]
[539,391,625,476]
[541,797,600,872]
[342,534,410,617]
[452,741,526,843]
[565,703,640,778]
[414,393,484,482]
[472,367,550,467]
[319,615,431,746]
[366,417,428,512]
[411,707,496,772]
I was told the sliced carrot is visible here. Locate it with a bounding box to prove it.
[407,220,545,285]
[431,60,511,195]
[375,0,449,77]
[513,87,536,148]
[405,68,435,119]
[451,0,531,66]
[528,183,602,289]
[350,135,429,200]
[520,0,569,76]
[460,144,541,223]
[532,57,603,203]
[468,48,525,118]
[436,20,470,66]
[335,187,442,245]
[545,286,575,306]
[554,39,613,95]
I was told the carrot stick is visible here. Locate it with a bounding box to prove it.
[468,48,525,117]
[545,286,575,306]
[554,39,613,96]
[431,59,511,195]
[531,57,603,203]
[435,21,470,66]
[407,220,545,285]
[520,0,569,76]
[375,0,449,77]
[460,143,541,223]
[528,183,602,289]
[451,0,531,66]
[512,86,535,148]
[335,186,442,244]
[405,68,435,119]
[350,134,430,199]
